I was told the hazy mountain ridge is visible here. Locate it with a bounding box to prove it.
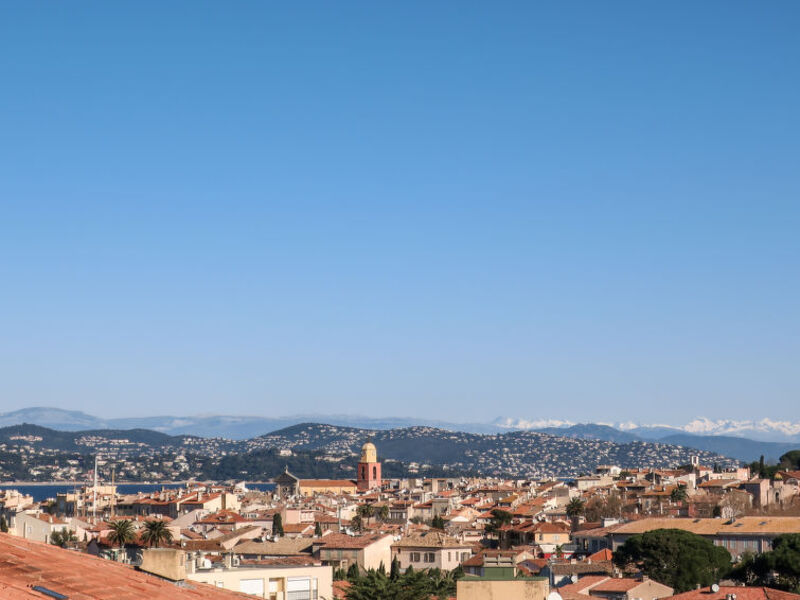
[1,407,798,463]
[0,421,741,480]
[250,423,741,477]
[497,416,800,443]
[530,423,796,463]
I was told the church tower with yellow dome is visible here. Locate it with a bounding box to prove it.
[357,440,381,491]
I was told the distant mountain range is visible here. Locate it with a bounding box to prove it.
[1,407,798,463]
[0,422,741,480]
[0,407,497,439]
[497,417,800,443]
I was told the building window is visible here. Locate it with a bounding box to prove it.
[373,466,377,479]
[410,552,420,562]
[424,552,435,563]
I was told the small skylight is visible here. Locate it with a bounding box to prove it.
[32,586,69,599]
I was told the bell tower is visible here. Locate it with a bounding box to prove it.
[357,441,381,491]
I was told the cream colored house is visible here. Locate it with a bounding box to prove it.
[140,548,333,600]
[14,512,72,544]
[392,531,473,571]
[457,555,550,600]
[458,577,549,600]
[313,533,393,572]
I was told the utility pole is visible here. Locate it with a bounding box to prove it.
[92,455,98,523]
[111,466,116,519]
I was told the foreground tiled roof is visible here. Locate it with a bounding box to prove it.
[0,533,250,599]
[667,587,800,600]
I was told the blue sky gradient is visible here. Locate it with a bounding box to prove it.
[1,2,798,423]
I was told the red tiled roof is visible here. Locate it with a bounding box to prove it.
[587,548,614,562]
[0,533,250,599]
[668,588,800,600]
[591,578,642,592]
[557,575,611,600]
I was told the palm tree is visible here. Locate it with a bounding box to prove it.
[357,503,375,525]
[141,519,173,548]
[350,514,363,532]
[670,485,688,504]
[107,519,135,558]
[377,505,389,522]
[566,497,585,530]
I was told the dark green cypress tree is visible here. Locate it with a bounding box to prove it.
[272,513,284,537]
[390,556,401,581]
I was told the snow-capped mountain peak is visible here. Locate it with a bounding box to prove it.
[496,416,800,443]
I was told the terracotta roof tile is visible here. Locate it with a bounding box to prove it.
[0,533,250,599]
[668,588,800,600]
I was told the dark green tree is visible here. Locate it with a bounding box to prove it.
[141,519,173,548]
[314,522,323,537]
[670,486,688,504]
[0,516,8,533]
[779,450,800,470]
[614,529,731,593]
[731,534,800,593]
[50,528,77,548]
[350,515,363,532]
[566,497,586,529]
[377,505,389,522]
[390,557,401,581]
[108,519,135,555]
[347,562,360,581]
[431,515,445,530]
[345,569,395,600]
[377,561,386,576]
[484,508,513,535]
[272,513,284,537]
[357,503,375,525]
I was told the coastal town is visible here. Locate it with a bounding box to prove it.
[2,440,800,600]
[0,422,740,482]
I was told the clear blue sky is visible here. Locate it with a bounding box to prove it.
[1,2,798,424]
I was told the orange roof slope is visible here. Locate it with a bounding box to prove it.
[668,587,800,600]
[0,533,250,600]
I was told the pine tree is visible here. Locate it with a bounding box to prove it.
[390,557,401,581]
[0,516,8,533]
[314,522,323,537]
[272,513,284,537]
[347,562,360,581]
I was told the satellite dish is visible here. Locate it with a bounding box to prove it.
[548,592,564,600]
[711,584,720,593]
[571,575,579,583]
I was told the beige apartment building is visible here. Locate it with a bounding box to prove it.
[140,548,333,600]
[14,512,72,544]
[392,531,473,571]
[313,532,393,572]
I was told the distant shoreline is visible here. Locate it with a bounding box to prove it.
[0,480,275,486]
